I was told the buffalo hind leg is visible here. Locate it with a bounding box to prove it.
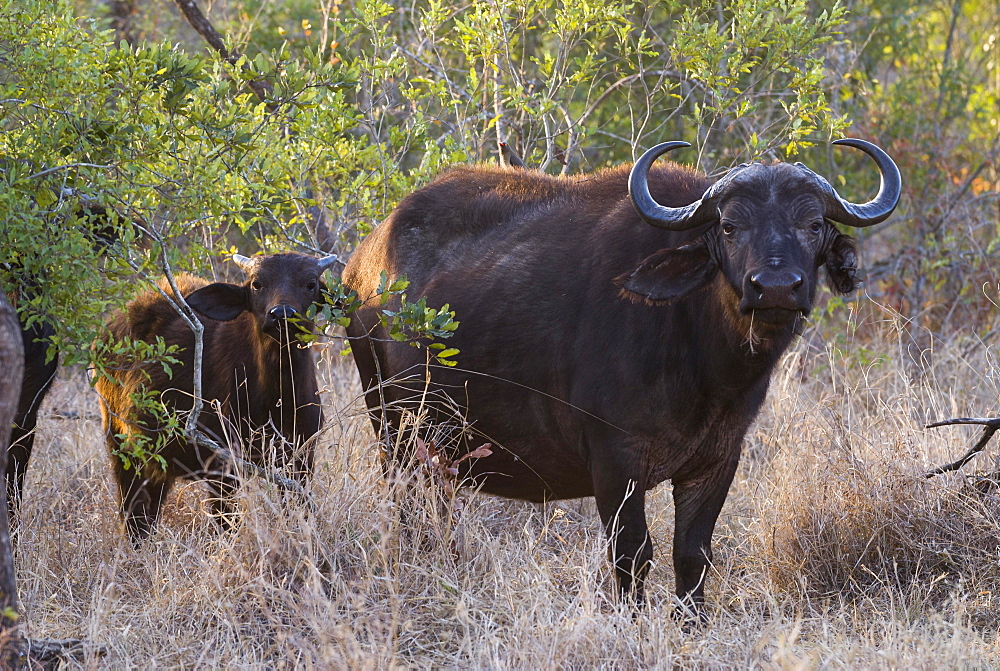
[671,455,740,621]
[203,472,240,533]
[5,427,33,534]
[591,449,652,605]
[7,322,58,531]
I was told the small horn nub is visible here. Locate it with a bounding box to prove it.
[232,253,255,273]
[316,255,343,273]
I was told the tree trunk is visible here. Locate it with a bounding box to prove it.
[0,291,25,667]
[107,0,139,45]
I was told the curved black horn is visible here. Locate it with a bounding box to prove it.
[823,138,901,228]
[629,141,718,231]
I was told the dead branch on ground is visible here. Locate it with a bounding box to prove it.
[924,417,1000,477]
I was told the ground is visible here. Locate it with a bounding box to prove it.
[12,311,1000,668]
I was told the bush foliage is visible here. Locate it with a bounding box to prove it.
[4,0,996,346]
[0,0,998,663]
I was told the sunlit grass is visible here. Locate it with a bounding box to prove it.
[13,308,1000,667]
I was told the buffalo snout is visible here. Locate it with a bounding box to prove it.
[742,267,807,316]
[264,304,305,338]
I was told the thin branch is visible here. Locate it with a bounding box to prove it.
[27,637,108,666]
[576,69,679,131]
[933,0,964,121]
[151,231,207,440]
[190,429,311,500]
[939,131,1000,221]
[926,417,1000,429]
[28,164,113,180]
[924,417,1000,477]
[171,0,274,105]
[396,46,472,102]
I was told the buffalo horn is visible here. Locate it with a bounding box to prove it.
[232,254,255,273]
[628,142,752,231]
[820,138,901,228]
[629,142,707,231]
[316,255,342,273]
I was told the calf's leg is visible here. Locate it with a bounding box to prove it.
[6,337,57,529]
[5,428,32,533]
[114,462,172,544]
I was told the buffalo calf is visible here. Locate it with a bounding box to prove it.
[96,252,337,541]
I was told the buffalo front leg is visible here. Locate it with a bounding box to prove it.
[4,427,33,533]
[591,453,652,604]
[114,462,172,545]
[671,455,740,619]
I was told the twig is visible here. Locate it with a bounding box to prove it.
[27,637,108,666]
[924,417,1000,477]
[28,164,113,180]
[190,430,312,503]
[171,0,274,105]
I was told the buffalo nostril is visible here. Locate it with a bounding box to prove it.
[269,306,297,321]
[750,271,802,292]
[746,269,805,310]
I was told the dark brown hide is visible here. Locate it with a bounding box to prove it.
[4,203,126,532]
[344,151,891,614]
[0,291,25,663]
[6,303,56,533]
[96,253,327,542]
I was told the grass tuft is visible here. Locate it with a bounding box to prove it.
[12,320,1000,666]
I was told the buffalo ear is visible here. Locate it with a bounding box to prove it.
[824,232,860,294]
[186,283,248,321]
[614,239,718,305]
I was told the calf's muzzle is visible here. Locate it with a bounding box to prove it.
[266,304,302,337]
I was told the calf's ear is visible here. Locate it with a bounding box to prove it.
[186,283,248,321]
[614,239,718,305]
[824,232,860,295]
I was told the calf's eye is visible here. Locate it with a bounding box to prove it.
[251,280,263,291]
[306,281,317,291]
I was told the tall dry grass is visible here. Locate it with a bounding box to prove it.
[13,301,1000,668]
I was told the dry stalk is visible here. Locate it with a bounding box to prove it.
[924,416,1000,477]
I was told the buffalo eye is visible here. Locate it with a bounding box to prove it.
[306,281,317,292]
[809,220,823,234]
[251,280,263,291]
[721,222,736,236]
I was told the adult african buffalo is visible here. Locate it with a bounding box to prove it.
[343,139,900,616]
[5,294,57,532]
[4,202,122,531]
[96,252,336,542]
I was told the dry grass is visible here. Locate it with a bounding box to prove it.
[13,305,1000,668]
